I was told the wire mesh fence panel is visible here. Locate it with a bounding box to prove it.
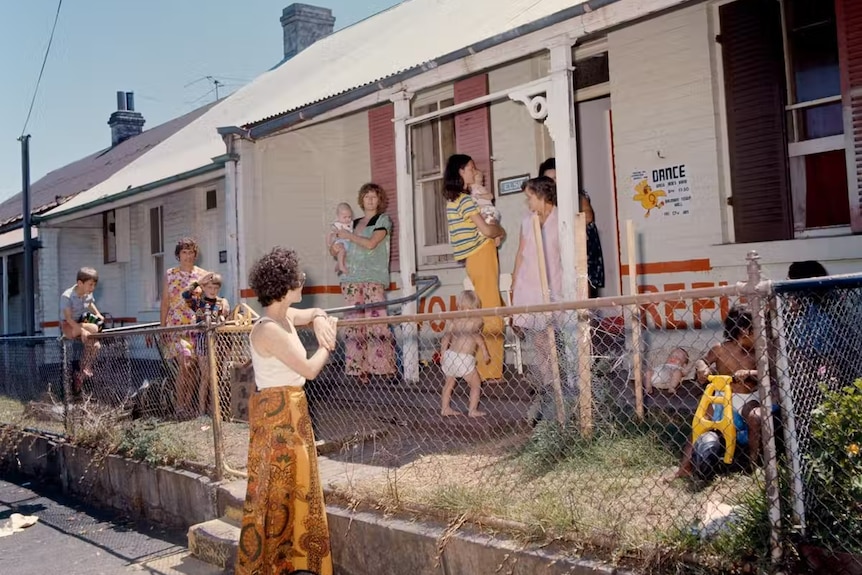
[3,270,860,573]
[290,287,790,572]
[57,325,217,471]
[0,336,65,435]
[771,276,862,572]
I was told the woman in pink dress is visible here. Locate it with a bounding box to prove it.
[511,177,564,424]
[160,237,208,418]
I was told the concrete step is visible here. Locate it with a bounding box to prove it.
[217,479,247,523]
[188,517,240,571]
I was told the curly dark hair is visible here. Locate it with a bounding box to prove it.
[357,183,387,214]
[523,176,557,206]
[442,154,472,201]
[248,247,303,307]
[174,237,199,259]
[724,305,753,342]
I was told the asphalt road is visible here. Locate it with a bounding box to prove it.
[0,475,222,575]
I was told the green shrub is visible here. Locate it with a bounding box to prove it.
[804,379,862,552]
[116,421,194,467]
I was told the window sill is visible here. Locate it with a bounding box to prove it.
[793,225,851,239]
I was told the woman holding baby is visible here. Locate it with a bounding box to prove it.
[442,154,506,382]
[330,183,396,382]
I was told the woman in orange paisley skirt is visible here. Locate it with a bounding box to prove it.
[236,247,338,575]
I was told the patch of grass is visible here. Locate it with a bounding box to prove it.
[116,420,195,467]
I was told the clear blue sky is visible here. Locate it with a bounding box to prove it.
[0,1,401,203]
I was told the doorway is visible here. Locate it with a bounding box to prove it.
[576,96,619,297]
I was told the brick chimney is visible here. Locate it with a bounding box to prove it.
[108,91,145,146]
[280,3,335,61]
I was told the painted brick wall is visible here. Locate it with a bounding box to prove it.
[609,4,724,269]
[454,74,492,180]
[368,104,399,271]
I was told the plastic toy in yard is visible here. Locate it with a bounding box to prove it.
[690,374,752,480]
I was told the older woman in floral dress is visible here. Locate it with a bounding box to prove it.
[160,237,208,418]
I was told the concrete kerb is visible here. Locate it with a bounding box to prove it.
[0,429,218,530]
[1,428,633,574]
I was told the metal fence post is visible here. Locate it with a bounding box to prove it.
[746,251,783,570]
[206,320,225,481]
[61,338,72,436]
[770,304,807,534]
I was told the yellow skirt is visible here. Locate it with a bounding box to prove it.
[235,386,332,575]
[464,240,505,380]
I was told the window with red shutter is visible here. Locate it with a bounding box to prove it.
[721,0,852,242]
[368,104,400,271]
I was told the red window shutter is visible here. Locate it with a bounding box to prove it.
[454,74,492,184]
[837,0,862,233]
[367,104,400,271]
[720,0,792,243]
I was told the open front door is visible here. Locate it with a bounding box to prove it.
[576,96,619,297]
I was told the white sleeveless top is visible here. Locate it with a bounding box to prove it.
[250,317,306,390]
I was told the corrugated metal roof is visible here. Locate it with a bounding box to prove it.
[44,0,592,218]
[1,101,216,228]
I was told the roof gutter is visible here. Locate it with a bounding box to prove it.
[34,161,225,224]
[246,0,625,140]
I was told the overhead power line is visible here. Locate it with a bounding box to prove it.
[21,0,64,136]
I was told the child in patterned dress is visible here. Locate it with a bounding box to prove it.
[183,272,230,416]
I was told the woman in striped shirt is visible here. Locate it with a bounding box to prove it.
[442,154,507,382]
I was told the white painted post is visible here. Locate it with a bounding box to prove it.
[546,39,581,302]
[391,90,419,383]
[545,38,585,405]
[222,136,240,307]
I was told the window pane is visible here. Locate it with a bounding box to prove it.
[154,255,164,301]
[423,179,449,246]
[799,102,843,140]
[149,207,162,255]
[574,53,610,90]
[787,0,840,103]
[805,150,849,228]
[413,120,440,178]
[104,211,117,264]
[440,110,456,163]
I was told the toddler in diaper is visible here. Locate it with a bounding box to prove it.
[440,290,489,417]
[644,347,689,395]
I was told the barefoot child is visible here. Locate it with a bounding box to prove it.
[440,290,489,417]
[327,202,354,275]
[183,272,230,416]
[60,267,104,385]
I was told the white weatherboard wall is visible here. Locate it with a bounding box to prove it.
[489,55,551,278]
[609,3,862,288]
[249,113,372,310]
[128,179,225,322]
[610,4,723,280]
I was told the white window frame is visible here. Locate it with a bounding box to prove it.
[778,0,850,236]
[149,205,165,304]
[412,85,457,269]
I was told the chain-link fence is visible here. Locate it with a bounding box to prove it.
[770,274,862,573]
[1,253,860,573]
